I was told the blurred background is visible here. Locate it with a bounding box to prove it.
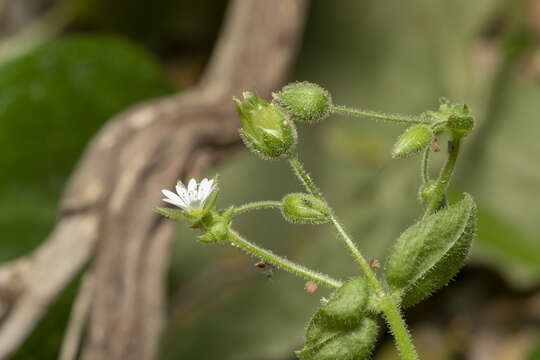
[0,0,539,359]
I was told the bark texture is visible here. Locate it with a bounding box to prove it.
[0,1,308,359]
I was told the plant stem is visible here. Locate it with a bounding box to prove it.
[329,217,381,292]
[422,148,431,184]
[424,135,461,216]
[286,153,323,199]
[233,201,283,216]
[380,297,418,360]
[287,153,418,360]
[330,105,431,125]
[228,229,342,289]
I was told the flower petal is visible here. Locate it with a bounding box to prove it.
[188,178,197,193]
[176,183,190,204]
[162,189,182,203]
[163,198,188,210]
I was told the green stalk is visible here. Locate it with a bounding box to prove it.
[330,105,431,125]
[422,148,431,184]
[380,297,418,360]
[424,135,461,216]
[228,230,342,289]
[286,153,418,360]
[233,201,283,216]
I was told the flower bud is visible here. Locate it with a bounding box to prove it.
[197,210,232,244]
[419,181,447,211]
[392,125,433,158]
[234,91,296,159]
[281,193,330,224]
[272,82,332,123]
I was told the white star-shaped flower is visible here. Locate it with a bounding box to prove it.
[161,178,216,212]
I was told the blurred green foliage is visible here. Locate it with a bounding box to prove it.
[0,35,173,262]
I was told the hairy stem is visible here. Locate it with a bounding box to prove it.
[422,148,431,184]
[287,153,418,360]
[330,105,431,125]
[286,153,323,199]
[329,217,381,292]
[424,135,461,216]
[233,200,282,216]
[228,230,342,289]
[380,297,418,360]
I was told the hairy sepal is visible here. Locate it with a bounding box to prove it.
[385,193,476,306]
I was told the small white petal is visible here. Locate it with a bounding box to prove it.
[175,184,190,204]
[188,178,197,193]
[198,179,208,200]
[161,189,182,203]
[163,198,188,210]
[204,179,215,198]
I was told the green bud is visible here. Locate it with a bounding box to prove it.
[386,194,477,307]
[197,210,232,244]
[419,181,447,211]
[447,113,474,135]
[234,91,296,159]
[272,82,332,123]
[427,99,474,136]
[281,193,330,224]
[392,125,433,158]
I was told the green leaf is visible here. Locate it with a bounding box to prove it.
[297,315,378,360]
[385,194,477,305]
[319,277,372,326]
[296,278,377,360]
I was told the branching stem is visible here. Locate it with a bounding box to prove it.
[286,153,418,360]
[233,201,282,216]
[424,134,461,216]
[228,230,342,289]
[330,105,431,125]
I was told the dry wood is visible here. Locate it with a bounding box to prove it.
[0,0,308,359]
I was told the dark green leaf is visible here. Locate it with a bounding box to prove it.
[385,194,476,305]
[319,277,372,325]
[297,315,378,360]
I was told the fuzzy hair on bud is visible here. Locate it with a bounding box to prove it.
[234,91,297,160]
[281,193,330,224]
[392,125,434,158]
[273,81,332,123]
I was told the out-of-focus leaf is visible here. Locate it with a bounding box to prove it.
[0,34,173,261]
[0,34,173,359]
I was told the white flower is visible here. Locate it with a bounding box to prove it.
[161,178,216,212]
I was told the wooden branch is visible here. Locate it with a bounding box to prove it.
[0,1,308,359]
[59,272,94,360]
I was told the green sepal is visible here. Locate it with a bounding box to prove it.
[273,81,332,123]
[234,91,297,159]
[197,209,233,244]
[152,205,200,223]
[296,315,378,360]
[392,125,433,158]
[281,193,330,224]
[426,98,474,136]
[385,194,477,306]
[319,277,373,326]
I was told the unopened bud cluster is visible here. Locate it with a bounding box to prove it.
[234,82,332,159]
